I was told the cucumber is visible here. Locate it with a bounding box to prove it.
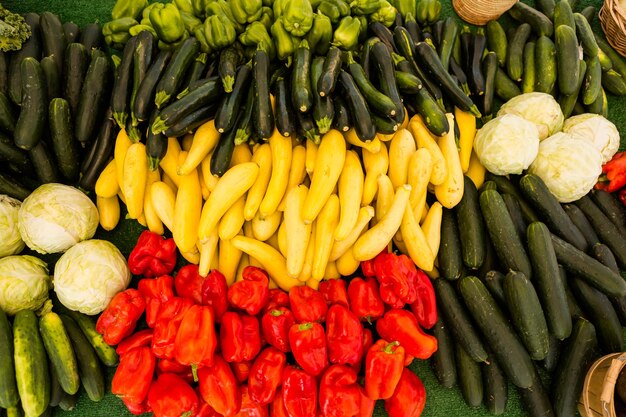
[456,176,486,270]
[40,12,66,74]
[13,310,50,417]
[0,91,15,133]
[439,208,463,280]
[318,46,342,97]
[0,52,7,95]
[210,118,238,177]
[503,271,550,360]
[79,23,103,51]
[456,343,483,408]
[555,25,580,96]
[484,270,506,308]
[485,173,539,224]
[39,312,80,395]
[63,43,89,116]
[434,278,489,363]
[58,392,76,411]
[215,64,252,134]
[591,243,619,274]
[482,354,508,415]
[133,49,172,123]
[522,41,536,94]
[40,56,60,100]
[430,315,457,388]
[8,13,41,105]
[62,310,119,367]
[558,59,586,118]
[458,276,536,389]
[291,41,313,113]
[78,111,118,191]
[480,189,533,279]
[253,49,274,140]
[0,172,32,200]
[486,21,507,67]
[14,58,47,151]
[63,22,80,44]
[553,0,575,29]
[59,315,105,402]
[310,57,334,134]
[48,362,63,407]
[551,318,598,417]
[535,36,557,94]
[543,335,561,373]
[6,405,23,417]
[494,66,522,101]
[602,69,626,95]
[110,36,138,129]
[573,13,599,58]
[75,54,111,146]
[274,76,296,137]
[0,132,33,175]
[481,51,498,118]
[559,265,584,320]
[581,55,602,105]
[338,70,376,141]
[591,189,626,238]
[586,86,608,116]
[155,37,200,109]
[509,2,554,37]
[519,174,588,251]
[518,370,555,417]
[0,308,17,408]
[507,23,531,82]
[502,193,527,241]
[49,98,80,182]
[535,0,556,18]
[581,6,596,24]
[595,34,626,80]
[29,141,60,184]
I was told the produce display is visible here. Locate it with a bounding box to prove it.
[1,0,626,416]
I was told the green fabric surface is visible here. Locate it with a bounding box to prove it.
[2,0,621,416]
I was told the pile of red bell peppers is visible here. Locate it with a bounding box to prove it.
[596,151,626,205]
[96,231,438,417]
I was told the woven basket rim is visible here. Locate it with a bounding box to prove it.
[600,0,626,57]
[452,0,517,25]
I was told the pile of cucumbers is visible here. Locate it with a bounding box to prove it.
[432,173,626,416]
[0,306,118,417]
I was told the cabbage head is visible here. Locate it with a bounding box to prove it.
[0,255,50,315]
[562,113,620,164]
[497,92,564,140]
[0,195,24,258]
[18,184,99,254]
[474,114,540,175]
[529,132,603,203]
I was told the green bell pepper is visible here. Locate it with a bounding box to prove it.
[102,17,138,37]
[239,21,276,58]
[317,1,341,23]
[282,0,314,37]
[180,11,203,32]
[105,31,133,49]
[174,0,195,14]
[149,3,186,43]
[370,0,397,27]
[271,18,297,60]
[111,0,147,20]
[194,25,211,52]
[416,0,441,25]
[259,7,274,31]
[205,0,245,32]
[192,0,211,18]
[129,24,158,37]
[393,0,415,19]
[332,16,361,50]
[263,0,273,6]
[158,29,190,50]
[307,12,332,55]
[350,0,381,15]
[333,0,352,17]
[273,0,286,19]
[204,14,237,51]
[230,0,263,25]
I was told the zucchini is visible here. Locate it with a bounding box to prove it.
[481,51,498,117]
[79,23,103,51]
[438,17,459,72]
[430,315,457,388]
[573,13,599,58]
[519,174,587,251]
[218,45,242,93]
[63,43,89,116]
[176,52,206,100]
[347,54,397,118]
[318,46,342,97]
[482,354,508,415]
[163,103,218,138]
[433,278,489,363]
[369,21,396,53]
[553,0,575,30]
[439,208,463,280]
[456,343,483,408]
[507,23,531,82]
[494,66,522,101]
[456,176,486,270]
[130,30,155,125]
[63,21,80,44]
[154,37,200,109]
[0,132,33,175]
[371,113,398,134]
[509,2,554,37]
[274,76,296,137]
[555,25,580,96]
[133,49,172,123]
[395,71,423,94]
[39,312,80,395]
[370,40,404,123]
[449,56,471,96]
[558,59,586,118]
[0,308,18,408]
[0,172,32,200]
[215,64,252,134]
[602,69,626,95]
[484,270,506,309]
[291,40,313,113]
[551,318,598,417]
[40,56,60,100]
[502,193,527,241]
[40,12,66,75]
[527,222,572,340]
[29,141,60,184]
[459,276,536,389]
[111,36,138,128]
[338,70,376,141]
[486,21,508,67]
[522,41,536,94]
[412,85,450,136]
[591,189,626,238]
[210,119,238,177]
[147,111,168,170]
[14,58,47,151]
[49,98,80,182]
[253,49,274,139]
[503,271,550,360]
[234,86,255,145]
[310,57,334,134]
[0,91,15,133]
[0,52,7,95]
[480,189,533,279]
[296,109,319,144]
[78,112,118,191]
[332,95,351,133]
[8,13,41,105]
[535,36,557,94]
[13,310,50,417]
[75,54,112,146]
[518,370,555,417]
[404,14,422,45]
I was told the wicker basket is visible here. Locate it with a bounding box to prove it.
[579,352,626,417]
[600,0,626,57]
[452,0,517,26]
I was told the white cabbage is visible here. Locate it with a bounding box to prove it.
[0,255,50,315]
[0,195,24,258]
[562,113,620,163]
[497,92,564,140]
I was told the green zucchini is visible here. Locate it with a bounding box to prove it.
[553,0,575,30]
[291,40,313,113]
[602,69,626,95]
[371,113,399,134]
[502,193,527,241]
[75,54,112,146]
[253,49,274,140]
[347,54,397,118]
[412,85,450,136]
[311,57,334,134]
[332,95,351,133]
[522,41,535,94]
[62,310,119,368]
[438,17,459,72]
[155,37,200,109]
[519,174,588,251]
[318,46,342,97]
[0,308,17,408]
[558,59,587,118]
[130,30,155,128]
[338,70,376,141]
[218,45,242,93]
[481,51,498,118]
[0,52,7,96]
[162,103,218,139]
[40,56,60,100]
[469,29,487,96]
[439,208,463,280]
[111,36,138,129]
[555,25,580,96]
[456,343,483,408]
[0,91,15,133]
[39,312,79,395]
[449,56,471,96]
[274,76,296,137]
[176,52,207,100]
[591,189,626,238]
[78,111,118,191]
[210,119,238,177]
[484,270,506,309]
[235,86,255,145]
[459,276,536,389]
[63,43,89,116]
[371,40,405,123]
[509,2,554,37]
[29,142,60,184]
[518,370,555,417]
[456,176,486,270]
[486,20,508,67]
[296,109,320,144]
[507,23,531,82]
[482,354,508,415]
[40,12,66,75]
[133,49,172,123]
[480,189,533,279]
[573,13,599,58]
[13,310,50,417]
[494,66,522,101]
[430,315,457,388]
[14,58,47,151]
[395,71,423,94]
[535,36,558,94]
[215,64,252,134]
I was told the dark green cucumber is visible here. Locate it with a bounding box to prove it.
[440,208,463,280]
[111,36,138,128]
[507,23,531,82]
[395,71,423,94]
[494,66,522,101]
[412,86,450,136]
[433,278,489,363]
[63,43,89,116]
[581,6,596,23]
[338,70,376,141]
[485,173,539,224]
[130,30,155,128]
[438,17,459,72]
[0,52,7,96]
[40,56,60,100]
[318,46,342,97]
[509,2,554,37]
[480,189,533,279]
[563,204,600,248]
[591,189,626,238]
[555,25,579,96]
[486,21,508,67]
[482,355,508,415]
[291,40,313,113]
[574,13,599,58]
[218,46,242,93]
[79,23,103,50]
[163,103,218,138]
[253,49,274,140]
[602,69,626,95]
[8,13,41,105]
[551,318,598,417]
[484,270,506,308]
[522,41,536,94]
[296,110,320,144]
[519,174,588,251]
[62,310,119,367]
[0,308,18,408]
[39,312,79,395]
[133,49,172,123]
[274,76,296,137]
[591,243,626,324]
[347,54,397,118]
[481,51,498,119]
[430,315,457,388]
[559,265,584,321]
[75,54,112,146]
[49,98,80,182]
[558,59,586,118]
[310,57,334,134]
[14,58,47,151]
[210,120,238,177]
[536,0,556,18]
[40,12,66,76]
[502,193,527,241]
[586,86,608,117]
[63,22,80,44]
[518,370,555,417]
[29,141,60,184]
[235,86,255,145]
[543,334,562,373]
[535,36,557,94]
[59,315,105,401]
[215,64,253,134]
[576,195,626,269]
[456,343,483,408]
[13,310,50,417]
[155,37,200,109]
[595,34,626,79]
[48,363,63,407]
[332,95,351,132]
[598,48,614,72]
[0,91,15,133]
[527,222,572,340]
[554,0,575,30]
[0,172,31,200]
[456,176,486,270]
[503,271,550,360]
[78,111,118,191]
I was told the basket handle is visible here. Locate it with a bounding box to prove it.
[600,354,626,416]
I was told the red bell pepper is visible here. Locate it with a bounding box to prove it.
[364,339,405,400]
[228,266,270,316]
[404,353,415,367]
[237,385,269,417]
[270,387,289,417]
[408,269,437,329]
[221,312,262,362]
[122,397,151,415]
[96,289,145,346]
[198,354,241,417]
[128,230,177,277]
[319,365,361,417]
[157,358,194,383]
[373,252,420,308]
[248,347,287,405]
[195,391,222,417]
[232,360,252,383]
[319,279,349,308]
[597,151,626,192]
[376,309,437,359]
[282,366,318,417]
[360,248,386,278]
[289,286,328,323]
[201,269,230,323]
[288,322,328,376]
[261,307,296,353]
[175,305,218,381]
[138,275,176,328]
[116,329,153,357]
[111,346,156,405]
[151,297,194,359]
[175,264,206,305]
[358,387,375,417]
[325,304,363,367]
[354,328,374,374]
[384,369,426,417]
[264,289,291,314]
[148,373,199,417]
[347,277,385,323]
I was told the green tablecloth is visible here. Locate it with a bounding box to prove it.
[4,0,622,416]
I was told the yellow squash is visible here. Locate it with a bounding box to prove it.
[335,150,364,241]
[177,120,220,175]
[122,142,148,219]
[434,114,464,209]
[259,129,292,218]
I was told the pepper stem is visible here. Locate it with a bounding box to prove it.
[298,322,314,331]
[192,364,199,382]
[384,341,400,354]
